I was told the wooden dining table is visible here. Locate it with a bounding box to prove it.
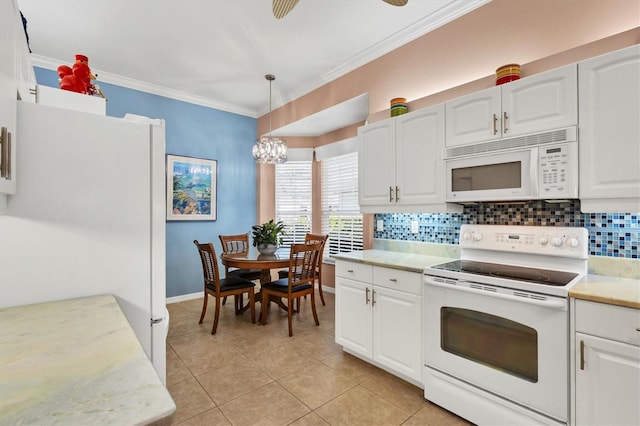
[221,247,290,284]
[220,247,291,311]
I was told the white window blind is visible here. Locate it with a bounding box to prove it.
[275,161,312,248]
[321,151,363,256]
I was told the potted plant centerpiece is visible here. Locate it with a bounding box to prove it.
[252,219,285,254]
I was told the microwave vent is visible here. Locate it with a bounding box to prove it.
[445,127,576,158]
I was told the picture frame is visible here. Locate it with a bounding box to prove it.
[166,154,217,221]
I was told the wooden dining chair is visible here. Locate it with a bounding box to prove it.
[260,242,322,336]
[219,233,262,310]
[278,233,329,306]
[193,240,256,335]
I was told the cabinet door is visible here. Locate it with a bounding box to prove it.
[575,333,640,426]
[358,119,395,206]
[501,64,577,137]
[445,86,500,147]
[0,0,18,196]
[578,45,640,211]
[395,104,445,206]
[15,15,36,103]
[372,285,421,382]
[335,277,372,359]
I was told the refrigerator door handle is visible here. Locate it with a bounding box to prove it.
[150,317,164,325]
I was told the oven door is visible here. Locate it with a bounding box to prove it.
[445,148,537,202]
[423,275,569,422]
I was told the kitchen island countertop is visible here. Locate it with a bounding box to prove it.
[0,293,175,425]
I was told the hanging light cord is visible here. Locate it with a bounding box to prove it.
[267,74,275,137]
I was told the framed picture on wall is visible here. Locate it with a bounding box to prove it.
[166,154,217,221]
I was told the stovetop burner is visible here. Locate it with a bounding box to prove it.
[430,259,578,287]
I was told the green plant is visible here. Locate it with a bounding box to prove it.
[251,219,285,246]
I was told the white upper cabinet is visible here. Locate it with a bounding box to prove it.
[395,105,446,207]
[359,104,461,213]
[578,44,640,213]
[446,64,577,147]
[359,119,396,207]
[445,86,500,146]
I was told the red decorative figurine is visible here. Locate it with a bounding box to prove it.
[57,54,106,99]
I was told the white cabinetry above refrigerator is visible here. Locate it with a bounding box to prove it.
[0,0,19,210]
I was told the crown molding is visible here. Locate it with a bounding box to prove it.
[30,54,258,118]
[321,0,491,82]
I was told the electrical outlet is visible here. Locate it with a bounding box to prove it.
[377,220,384,232]
[411,220,419,233]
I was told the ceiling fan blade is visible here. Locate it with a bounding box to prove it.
[382,0,409,6]
[273,0,300,19]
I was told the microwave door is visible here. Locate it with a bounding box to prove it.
[446,149,538,202]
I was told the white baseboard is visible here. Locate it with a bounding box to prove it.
[167,291,202,304]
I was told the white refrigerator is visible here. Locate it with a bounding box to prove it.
[0,101,168,383]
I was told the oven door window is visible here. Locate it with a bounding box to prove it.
[451,161,521,191]
[441,307,538,383]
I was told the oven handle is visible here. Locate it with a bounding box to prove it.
[425,278,567,310]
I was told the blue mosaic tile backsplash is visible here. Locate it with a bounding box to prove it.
[373,200,639,259]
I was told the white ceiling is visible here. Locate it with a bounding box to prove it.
[17,0,489,133]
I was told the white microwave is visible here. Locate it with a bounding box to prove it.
[444,127,578,203]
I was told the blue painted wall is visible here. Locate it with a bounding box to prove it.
[35,68,258,298]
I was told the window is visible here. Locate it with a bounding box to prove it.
[275,161,312,248]
[321,151,363,257]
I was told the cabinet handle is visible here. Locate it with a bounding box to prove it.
[0,127,8,179]
[347,269,354,273]
[389,186,393,203]
[389,278,397,283]
[493,114,498,135]
[6,131,11,179]
[636,327,640,332]
[365,287,370,304]
[503,111,509,134]
[372,289,376,306]
[580,340,585,370]
[395,186,399,202]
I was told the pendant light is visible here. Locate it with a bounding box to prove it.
[252,74,287,164]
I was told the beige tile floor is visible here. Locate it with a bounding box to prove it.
[166,291,472,426]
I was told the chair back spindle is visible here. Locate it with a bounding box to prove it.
[195,241,220,290]
[219,233,251,255]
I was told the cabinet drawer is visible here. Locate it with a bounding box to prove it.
[335,261,373,282]
[373,266,421,295]
[575,300,640,346]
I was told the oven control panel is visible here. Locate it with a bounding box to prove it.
[459,224,588,259]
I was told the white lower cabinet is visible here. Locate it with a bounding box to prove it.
[335,260,422,385]
[572,299,640,425]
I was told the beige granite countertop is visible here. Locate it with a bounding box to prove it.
[332,249,453,273]
[570,275,640,309]
[335,248,639,310]
[0,294,176,425]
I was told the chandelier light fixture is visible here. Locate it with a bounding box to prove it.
[252,74,287,164]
